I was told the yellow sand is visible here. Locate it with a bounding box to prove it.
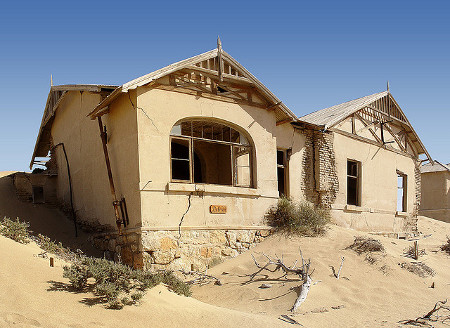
[1,170,449,327]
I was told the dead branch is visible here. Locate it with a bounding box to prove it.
[399,299,450,327]
[336,256,345,279]
[250,249,313,312]
[179,270,222,286]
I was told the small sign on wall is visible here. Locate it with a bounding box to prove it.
[210,205,227,214]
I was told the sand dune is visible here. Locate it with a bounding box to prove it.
[1,170,449,327]
[193,219,450,327]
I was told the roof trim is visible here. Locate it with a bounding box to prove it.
[297,91,432,162]
[88,49,297,121]
[420,160,450,173]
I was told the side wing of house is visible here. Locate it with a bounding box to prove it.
[299,92,431,233]
[420,162,450,222]
[30,85,142,232]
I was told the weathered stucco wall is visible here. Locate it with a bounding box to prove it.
[50,91,141,230]
[331,132,419,232]
[135,87,294,229]
[420,171,450,222]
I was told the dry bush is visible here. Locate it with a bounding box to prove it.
[403,245,427,259]
[265,197,330,236]
[441,236,450,255]
[0,217,30,244]
[347,236,385,255]
[64,257,191,309]
[400,262,435,278]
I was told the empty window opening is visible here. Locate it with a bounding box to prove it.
[397,172,407,212]
[32,186,44,204]
[170,119,253,187]
[347,160,360,206]
[277,149,288,197]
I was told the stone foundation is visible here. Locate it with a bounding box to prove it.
[141,229,271,271]
[90,231,143,269]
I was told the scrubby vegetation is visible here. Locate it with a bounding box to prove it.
[0,216,190,309]
[403,244,426,259]
[347,236,385,255]
[63,257,191,309]
[400,262,435,278]
[0,217,30,244]
[441,236,450,255]
[265,197,330,236]
[34,234,79,261]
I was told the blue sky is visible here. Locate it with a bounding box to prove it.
[0,0,448,171]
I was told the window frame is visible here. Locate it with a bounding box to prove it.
[347,159,361,206]
[277,149,289,197]
[397,170,407,212]
[170,119,254,188]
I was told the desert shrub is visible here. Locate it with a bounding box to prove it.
[440,236,450,255]
[0,217,30,244]
[63,257,191,309]
[403,245,426,259]
[265,197,330,236]
[400,262,435,278]
[347,236,385,255]
[34,234,78,261]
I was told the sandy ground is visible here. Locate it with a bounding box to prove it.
[193,219,450,327]
[1,171,449,327]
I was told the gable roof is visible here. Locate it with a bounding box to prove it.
[30,84,117,169]
[298,91,432,161]
[299,91,388,129]
[88,48,297,122]
[420,161,450,173]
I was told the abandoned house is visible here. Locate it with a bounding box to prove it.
[419,161,449,222]
[26,40,432,270]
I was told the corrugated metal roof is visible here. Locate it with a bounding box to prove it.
[420,161,450,173]
[298,91,388,129]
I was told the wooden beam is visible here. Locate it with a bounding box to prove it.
[276,118,292,126]
[354,113,383,145]
[382,123,407,152]
[267,102,282,111]
[330,128,415,159]
[153,84,268,109]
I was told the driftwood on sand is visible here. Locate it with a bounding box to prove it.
[250,249,312,312]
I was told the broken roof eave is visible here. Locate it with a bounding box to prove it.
[30,85,117,169]
[88,49,297,121]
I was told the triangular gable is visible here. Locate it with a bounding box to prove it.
[88,48,296,125]
[299,92,432,161]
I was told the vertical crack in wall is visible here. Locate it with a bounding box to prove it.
[178,193,193,239]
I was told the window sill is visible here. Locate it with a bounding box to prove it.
[167,182,261,197]
[344,204,364,212]
[395,211,409,217]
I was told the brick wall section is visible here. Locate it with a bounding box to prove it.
[403,160,421,232]
[300,129,339,208]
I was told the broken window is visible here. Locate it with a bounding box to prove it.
[170,119,253,187]
[277,149,288,197]
[397,171,407,212]
[347,160,360,206]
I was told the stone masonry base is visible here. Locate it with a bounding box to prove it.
[89,228,271,271]
[142,229,270,272]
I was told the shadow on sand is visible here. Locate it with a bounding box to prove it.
[0,173,102,258]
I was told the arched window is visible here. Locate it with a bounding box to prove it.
[170,119,253,188]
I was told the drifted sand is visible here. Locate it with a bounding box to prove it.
[1,171,449,327]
